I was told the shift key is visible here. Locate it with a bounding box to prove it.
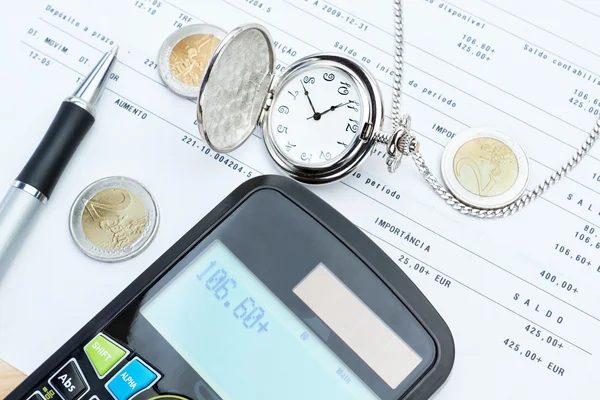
[84,334,128,377]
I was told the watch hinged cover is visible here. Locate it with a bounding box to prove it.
[197,24,276,153]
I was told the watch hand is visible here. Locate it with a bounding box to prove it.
[300,80,318,118]
[306,101,353,120]
[323,100,353,115]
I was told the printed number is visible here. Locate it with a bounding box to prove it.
[278,105,289,114]
[574,89,589,100]
[338,82,350,95]
[277,125,288,133]
[319,151,332,160]
[214,278,237,300]
[243,307,265,328]
[525,324,542,338]
[322,5,341,17]
[245,0,271,12]
[197,261,216,281]
[303,76,315,84]
[540,270,557,283]
[554,244,571,255]
[457,43,472,52]
[234,297,255,319]
[569,98,583,108]
[398,254,410,264]
[346,118,359,133]
[85,189,132,221]
[28,51,50,66]
[323,72,335,81]
[181,135,197,147]
[301,153,313,162]
[210,152,254,178]
[503,339,520,351]
[454,153,502,196]
[206,269,227,290]
[144,58,158,69]
[285,141,296,152]
[134,1,161,14]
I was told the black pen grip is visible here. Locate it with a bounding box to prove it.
[17,101,95,199]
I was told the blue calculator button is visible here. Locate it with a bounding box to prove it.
[106,357,159,400]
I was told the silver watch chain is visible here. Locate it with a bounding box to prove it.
[382,0,600,218]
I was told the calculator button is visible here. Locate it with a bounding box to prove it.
[26,391,44,400]
[49,359,89,400]
[84,333,129,378]
[106,357,160,400]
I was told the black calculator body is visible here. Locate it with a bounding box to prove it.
[7,175,454,400]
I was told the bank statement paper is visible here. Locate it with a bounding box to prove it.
[0,0,599,398]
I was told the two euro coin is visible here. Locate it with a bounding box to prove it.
[69,176,159,262]
[158,24,226,99]
[441,127,530,210]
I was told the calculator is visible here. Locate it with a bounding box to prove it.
[7,175,455,400]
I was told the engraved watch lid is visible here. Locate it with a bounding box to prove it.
[196,24,276,152]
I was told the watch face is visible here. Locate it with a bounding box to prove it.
[269,65,365,167]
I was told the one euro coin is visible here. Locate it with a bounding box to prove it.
[441,127,530,210]
[69,176,160,262]
[158,23,227,99]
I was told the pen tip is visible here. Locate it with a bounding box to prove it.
[71,44,119,108]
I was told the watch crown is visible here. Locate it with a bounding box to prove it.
[385,114,418,173]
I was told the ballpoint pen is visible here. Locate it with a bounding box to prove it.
[0,45,119,280]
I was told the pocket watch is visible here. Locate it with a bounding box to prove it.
[196,23,401,185]
[195,5,600,218]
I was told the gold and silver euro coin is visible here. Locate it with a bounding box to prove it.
[441,127,529,210]
[69,176,159,262]
[158,24,226,99]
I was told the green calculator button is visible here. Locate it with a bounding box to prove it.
[84,334,128,377]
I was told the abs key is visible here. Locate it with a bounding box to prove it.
[59,375,75,392]
[49,359,89,400]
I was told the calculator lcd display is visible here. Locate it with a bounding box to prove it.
[140,239,381,400]
[294,264,422,388]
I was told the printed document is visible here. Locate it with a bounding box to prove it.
[1,0,599,398]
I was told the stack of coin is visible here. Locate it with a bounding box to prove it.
[158,24,227,99]
[69,177,159,262]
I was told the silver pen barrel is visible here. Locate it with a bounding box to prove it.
[0,46,118,282]
[0,183,46,280]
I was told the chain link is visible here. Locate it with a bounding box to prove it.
[391,0,405,132]
[390,0,600,218]
[410,121,600,218]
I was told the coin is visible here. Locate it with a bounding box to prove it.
[158,24,227,99]
[69,177,159,262]
[441,127,529,209]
